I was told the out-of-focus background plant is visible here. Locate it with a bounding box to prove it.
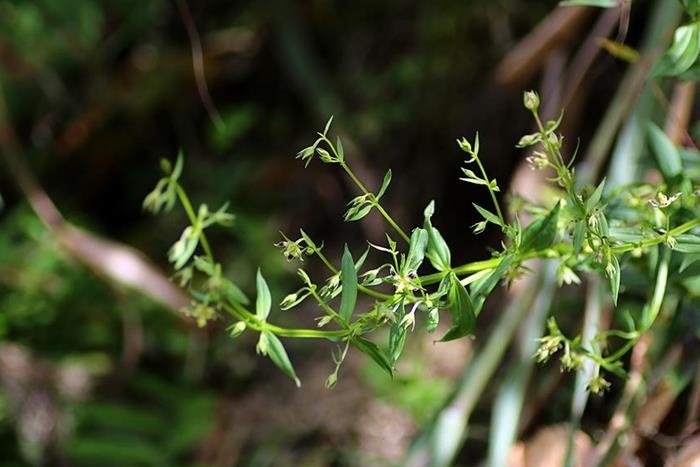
[1,0,700,466]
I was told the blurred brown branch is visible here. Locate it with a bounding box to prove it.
[0,85,191,317]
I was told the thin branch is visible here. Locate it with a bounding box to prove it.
[0,84,191,317]
[176,0,224,131]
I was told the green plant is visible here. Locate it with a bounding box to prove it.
[145,78,700,394]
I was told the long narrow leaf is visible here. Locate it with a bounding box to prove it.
[256,269,272,321]
[339,245,357,322]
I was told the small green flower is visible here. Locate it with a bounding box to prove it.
[275,234,305,261]
[560,347,582,372]
[535,334,563,363]
[587,375,611,395]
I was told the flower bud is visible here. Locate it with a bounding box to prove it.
[229,321,246,338]
[523,90,540,111]
[457,137,472,153]
[316,147,335,163]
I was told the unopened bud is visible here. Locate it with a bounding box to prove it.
[523,90,540,111]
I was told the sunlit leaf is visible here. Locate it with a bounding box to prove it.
[440,273,475,341]
[650,22,700,78]
[520,201,561,252]
[255,269,271,321]
[377,169,393,199]
[262,332,300,387]
[339,245,357,322]
[352,336,393,376]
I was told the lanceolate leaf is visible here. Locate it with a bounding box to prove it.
[352,337,393,376]
[647,123,683,181]
[440,273,476,342]
[585,178,607,212]
[426,226,451,271]
[322,115,334,136]
[423,201,451,271]
[377,169,393,199]
[406,228,429,272]
[221,278,250,306]
[520,201,561,252]
[263,332,300,387]
[650,22,700,78]
[471,255,513,302]
[339,246,358,322]
[573,219,586,254]
[673,234,700,252]
[608,255,621,305]
[255,269,272,321]
[681,253,700,272]
[389,303,408,364]
[472,203,503,227]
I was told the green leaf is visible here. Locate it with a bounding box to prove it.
[263,332,301,387]
[585,178,607,212]
[650,22,700,78]
[609,226,653,243]
[559,0,617,6]
[573,219,586,254]
[423,200,435,219]
[520,201,561,252]
[377,169,392,199]
[647,123,683,181]
[423,201,451,271]
[255,269,272,321]
[426,226,451,271]
[608,255,621,305]
[687,0,700,18]
[673,234,700,252]
[221,278,250,306]
[172,150,184,180]
[322,115,334,136]
[336,137,344,161]
[473,203,503,227]
[426,308,439,333]
[460,168,487,185]
[470,255,513,301]
[339,246,358,322]
[169,227,199,270]
[389,303,408,364]
[352,336,393,376]
[440,273,476,341]
[406,228,429,272]
[344,195,374,222]
[355,246,370,272]
[681,253,700,271]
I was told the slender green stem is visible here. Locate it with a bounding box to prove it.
[314,247,392,300]
[265,324,347,339]
[374,202,410,243]
[175,184,214,261]
[420,256,502,286]
[612,218,700,253]
[472,154,505,225]
[337,158,410,243]
[309,288,348,328]
[532,110,583,214]
[222,302,347,339]
[643,245,670,330]
[314,248,338,274]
